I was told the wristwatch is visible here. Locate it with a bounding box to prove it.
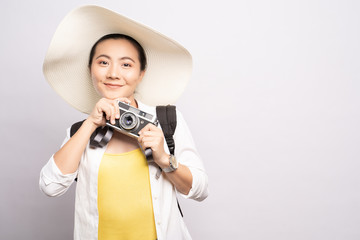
[162,154,178,173]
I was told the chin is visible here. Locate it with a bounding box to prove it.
[104,93,133,100]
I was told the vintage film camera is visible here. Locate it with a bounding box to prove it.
[106,101,158,137]
[105,101,158,160]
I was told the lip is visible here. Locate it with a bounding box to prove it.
[104,83,124,89]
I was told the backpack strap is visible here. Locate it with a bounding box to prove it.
[156,105,183,217]
[70,120,85,137]
[156,105,177,155]
[69,120,84,182]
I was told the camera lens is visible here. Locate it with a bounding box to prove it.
[119,112,138,130]
[125,116,133,125]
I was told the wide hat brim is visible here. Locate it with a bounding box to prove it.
[43,5,192,114]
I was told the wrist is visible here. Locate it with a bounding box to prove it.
[84,118,100,132]
[157,153,171,169]
[161,154,178,173]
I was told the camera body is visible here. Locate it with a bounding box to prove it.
[106,101,158,139]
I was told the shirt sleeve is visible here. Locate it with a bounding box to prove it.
[39,127,78,197]
[174,110,209,202]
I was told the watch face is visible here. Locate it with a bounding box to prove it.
[163,155,178,173]
[170,155,178,169]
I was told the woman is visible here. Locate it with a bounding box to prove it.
[40,5,208,240]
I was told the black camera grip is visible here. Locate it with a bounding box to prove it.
[144,148,154,162]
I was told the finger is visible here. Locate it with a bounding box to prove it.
[90,98,115,126]
[140,135,163,146]
[100,101,114,122]
[101,99,118,124]
[139,123,159,135]
[138,133,144,143]
[140,139,154,150]
[140,136,157,143]
[103,105,112,121]
[96,101,109,120]
[112,101,120,119]
[108,101,117,124]
[138,133,148,145]
[141,138,163,152]
[141,131,163,139]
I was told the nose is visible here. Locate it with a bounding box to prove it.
[106,64,120,79]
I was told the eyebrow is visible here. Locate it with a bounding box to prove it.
[95,54,135,63]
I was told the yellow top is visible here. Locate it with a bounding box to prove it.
[97,148,157,240]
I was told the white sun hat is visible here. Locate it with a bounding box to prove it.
[43,5,192,114]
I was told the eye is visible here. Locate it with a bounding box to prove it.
[99,60,109,66]
[122,63,132,68]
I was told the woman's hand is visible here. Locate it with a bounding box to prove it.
[54,97,130,175]
[138,124,169,168]
[87,97,131,128]
[139,123,193,195]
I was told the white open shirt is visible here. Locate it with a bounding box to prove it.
[39,101,209,240]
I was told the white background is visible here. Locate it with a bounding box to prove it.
[1,0,359,239]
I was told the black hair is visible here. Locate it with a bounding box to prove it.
[88,33,147,71]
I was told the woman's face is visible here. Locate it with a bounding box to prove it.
[90,38,145,102]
